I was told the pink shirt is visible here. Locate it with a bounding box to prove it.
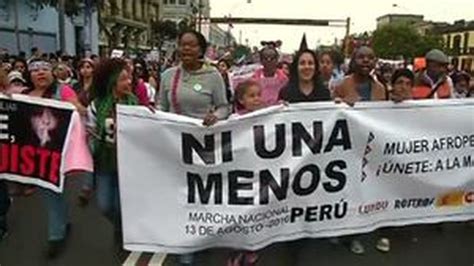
[60,85,77,102]
[59,86,93,173]
[63,113,93,173]
[253,69,288,106]
[135,79,150,106]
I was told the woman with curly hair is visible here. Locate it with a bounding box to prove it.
[87,57,138,247]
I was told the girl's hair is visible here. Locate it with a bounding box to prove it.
[178,30,208,59]
[451,71,471,86]
[233,79,261,112]
[13,57,27,69]
[77,58,95,78]
[218,59,231,69]
[133,58,150,82]
[92,58,127,101]
[78,58,95,70]
[318,50,335,64]
[288,49,324,89]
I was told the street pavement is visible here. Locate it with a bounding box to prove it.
[0,177,473,266]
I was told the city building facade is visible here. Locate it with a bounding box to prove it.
[209,24,235,48]
[160,0,210,24]
[0,0,99,56]
[98,0,160,56]
[376,14,424,29]
[437,20,474,72]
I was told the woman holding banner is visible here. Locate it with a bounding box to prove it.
[334,47,412,254]
[159,29,230,266]
[279,49,331,103]
[24,58,91,258]
[277,48,332,265]
[159,30,229,126]
[87,58,138,251]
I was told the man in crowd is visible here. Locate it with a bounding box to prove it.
[334,46,387,105]
[412,49,454,99]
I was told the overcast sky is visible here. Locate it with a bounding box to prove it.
[210,0,474,52]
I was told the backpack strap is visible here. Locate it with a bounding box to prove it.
[425,76,447,99]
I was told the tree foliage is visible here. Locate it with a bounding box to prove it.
[178,18,194,33]
[233,44,251,61]
[151,20,179,49]
[372,24,444,59]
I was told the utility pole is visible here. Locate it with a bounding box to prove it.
[344,17,351,57]
[84,0,93,56]
[58,0,66,53]
[198,0,202,33]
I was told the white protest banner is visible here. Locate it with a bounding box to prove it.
[117,100,474,254]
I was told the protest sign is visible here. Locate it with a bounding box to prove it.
[117,100,474,253]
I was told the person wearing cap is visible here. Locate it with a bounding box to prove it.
[7,70,28,94]
[412,49,454,99]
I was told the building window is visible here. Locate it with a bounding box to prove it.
[453,35,462,55]
[464,32,469,54]
[179,0,187,5]
[170,0,176,4]
[464,58,472,72]
[163,0,168,4]
[461,58,472,71]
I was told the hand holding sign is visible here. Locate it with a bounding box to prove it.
[202,107,218,127]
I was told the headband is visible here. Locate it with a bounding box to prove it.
[28,61,52,72]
